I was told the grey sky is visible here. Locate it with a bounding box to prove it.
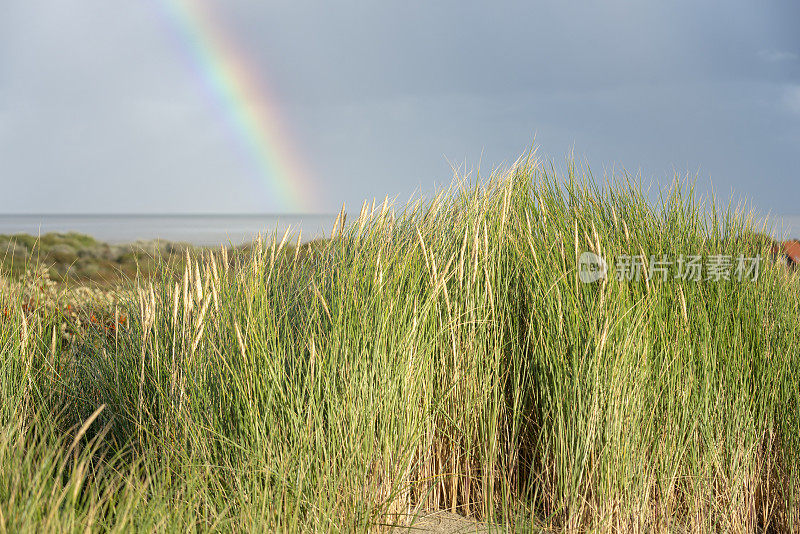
[1,2,798,226]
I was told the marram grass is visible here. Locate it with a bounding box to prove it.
[1,158,799,532]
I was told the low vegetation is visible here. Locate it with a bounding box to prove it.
[1,157,799,532]
[0,232,197,284]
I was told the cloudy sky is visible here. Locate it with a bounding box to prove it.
[1,1,799,226]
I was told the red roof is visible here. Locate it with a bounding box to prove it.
[782,240,800,265]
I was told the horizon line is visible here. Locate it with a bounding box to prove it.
[0,212,338,217]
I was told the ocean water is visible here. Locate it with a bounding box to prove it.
[1,213,797,247]
[0,214,336,246]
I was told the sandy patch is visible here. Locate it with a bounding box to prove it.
[400,511,502,533]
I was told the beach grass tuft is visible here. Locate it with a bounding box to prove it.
[1,155,799,532]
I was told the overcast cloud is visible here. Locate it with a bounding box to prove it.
[1,1,798,222]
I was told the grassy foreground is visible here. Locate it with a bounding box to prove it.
[1,159,799,532]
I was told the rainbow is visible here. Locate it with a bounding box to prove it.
[155,0,317,212]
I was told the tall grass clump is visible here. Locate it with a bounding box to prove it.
[1,154,799,532]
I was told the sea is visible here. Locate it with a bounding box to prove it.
[1,213,798,247]
[0,214,336,246]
